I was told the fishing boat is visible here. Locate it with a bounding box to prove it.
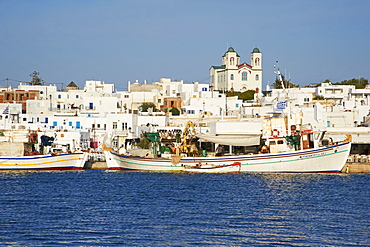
[0,152,88,170]
[104,128,351,173]
[0,130,88,170]
[184,162,241,173]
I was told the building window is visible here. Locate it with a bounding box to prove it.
[122,122,127,130]
[242,71,248,81]
[158,99,161,103]
[76,95,79,98]
[255,74,259,81]
[124,95,129,98]
[255,58,260,66]
[58,95,61,99]
[230,74,234,80]
[113,122,117,129]
[69,122,72,126]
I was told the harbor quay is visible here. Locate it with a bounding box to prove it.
[342,154,370,173]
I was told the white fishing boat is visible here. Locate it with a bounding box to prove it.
[0,130,88,170]
[0,152,88,171]
[104,131,351,173]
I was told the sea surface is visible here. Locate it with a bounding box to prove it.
[0,170,369,246]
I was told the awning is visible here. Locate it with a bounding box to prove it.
[196,134,260,146]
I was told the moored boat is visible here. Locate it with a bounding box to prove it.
[0,152,88,170]
[0,130,88,171]
[105,128,351,173]
[105,141,350,173]
[184,162,241,173]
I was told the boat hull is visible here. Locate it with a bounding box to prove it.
[105,142,351,173]
[0,152,88,170]
[105,151,184,171]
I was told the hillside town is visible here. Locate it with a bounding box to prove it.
[1,47,370,166]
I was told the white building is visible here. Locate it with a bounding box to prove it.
[210,47,262,92]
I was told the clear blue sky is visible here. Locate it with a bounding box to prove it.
[1,0,369,90]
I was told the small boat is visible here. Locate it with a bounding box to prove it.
[0,130,88,171]
[0,152,88,171]
[184,162,241,173]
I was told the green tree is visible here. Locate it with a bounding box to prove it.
[331,77,369,89]
[313,95,325,100]
[225,90,255,100]
[169,107,180,116]
[29,71,45,85]
[140,102,158,112]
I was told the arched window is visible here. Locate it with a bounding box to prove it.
[255,58,260,66]
[255,74,259,81]
[230,74,234,80]
[230,57,234,65]
[242,71,248,81]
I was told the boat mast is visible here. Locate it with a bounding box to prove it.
[274,61,285,91]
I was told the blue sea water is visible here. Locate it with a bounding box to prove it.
[0,171,369,246]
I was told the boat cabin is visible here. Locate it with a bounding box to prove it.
[264,130,327,154]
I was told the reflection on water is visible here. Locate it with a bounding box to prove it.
[0,171,368,246]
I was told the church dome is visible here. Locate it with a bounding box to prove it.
[252,47,261,53]
[227,47,235,52]
[223,46,239,57]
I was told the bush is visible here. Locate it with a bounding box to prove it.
[169,107,180,116]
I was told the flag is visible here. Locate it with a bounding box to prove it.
[277,102,286,110]
[2,106,9,114]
